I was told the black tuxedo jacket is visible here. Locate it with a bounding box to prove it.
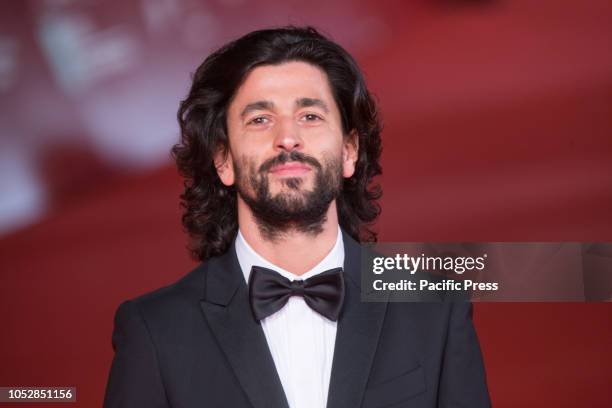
[104,231,491,407]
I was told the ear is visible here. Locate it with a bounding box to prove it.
[342,130,359,178]
[214,146,235,186]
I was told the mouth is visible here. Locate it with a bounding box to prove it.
[268,162,311,177]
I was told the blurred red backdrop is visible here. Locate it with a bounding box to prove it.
[1,0,611,407]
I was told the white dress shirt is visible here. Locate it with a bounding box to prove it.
[235,227,344,408]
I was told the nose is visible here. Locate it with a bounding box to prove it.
[273,117,303,152]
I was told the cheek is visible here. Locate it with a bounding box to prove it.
[234,154,262,181]
[312,130,344,157]
[233,135,270,165]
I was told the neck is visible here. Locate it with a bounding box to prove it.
[237,199,340,275]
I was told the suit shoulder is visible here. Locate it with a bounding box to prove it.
[124,261,210,315]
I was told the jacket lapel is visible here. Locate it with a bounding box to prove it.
[200,242,290,408]
[326,232,389,408]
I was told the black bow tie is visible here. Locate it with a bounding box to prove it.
[248,266,345,322]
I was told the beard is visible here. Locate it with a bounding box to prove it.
[233,150,342,241]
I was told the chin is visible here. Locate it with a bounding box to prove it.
[271,176,309,191]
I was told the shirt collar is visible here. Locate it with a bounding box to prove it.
[235,225,344,283]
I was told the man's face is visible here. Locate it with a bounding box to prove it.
[218,61,358,236]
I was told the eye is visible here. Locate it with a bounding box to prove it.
[247,116,270,126]
[302,113,322,122]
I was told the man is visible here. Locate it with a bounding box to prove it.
[104,26,490,408]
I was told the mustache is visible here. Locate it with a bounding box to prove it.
[259,151,322,174]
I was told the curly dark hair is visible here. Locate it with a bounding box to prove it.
[173,26,383,261]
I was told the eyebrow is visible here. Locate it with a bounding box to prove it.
[239,97,330,119]
[296,97,329,113]
[240,100,274,119]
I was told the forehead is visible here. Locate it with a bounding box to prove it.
[229,61,338,111]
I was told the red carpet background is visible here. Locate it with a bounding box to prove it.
[1,0,611,407]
